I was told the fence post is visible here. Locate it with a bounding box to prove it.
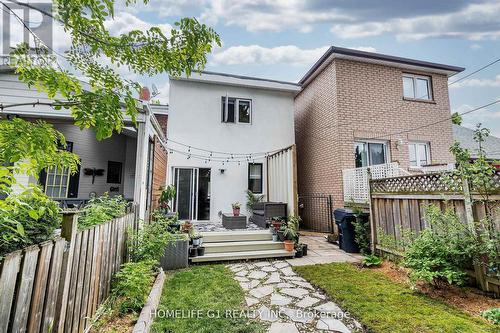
[462,178,487,290]
[55,212,78,332]
[462,178,475,231]
[367,168,377,254]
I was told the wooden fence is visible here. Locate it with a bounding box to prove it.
[0,208,138,333]
[369,172,500,295]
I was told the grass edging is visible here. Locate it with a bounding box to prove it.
[295,263,496,333]
[132,268,166,333]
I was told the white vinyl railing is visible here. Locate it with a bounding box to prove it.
[343,162,410,204]
[418,163,455,174]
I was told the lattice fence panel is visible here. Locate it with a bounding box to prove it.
[370,172,463,194]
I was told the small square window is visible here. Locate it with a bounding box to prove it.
[222,97,252,124]
[403,74,432,100]
[408,142,430,167]
[107,161,122,184]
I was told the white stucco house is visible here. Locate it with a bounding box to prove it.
[0,66,169,220]
[167,71,300,222]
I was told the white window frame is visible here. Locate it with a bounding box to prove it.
[354,140,390,167]
[402,73,433,101]
[45,166,71,198]
[408,142,431,168]
[222,96,252,124]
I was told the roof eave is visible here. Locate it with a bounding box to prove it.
[299,47,465,87]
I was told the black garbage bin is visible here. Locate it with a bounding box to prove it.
[334,208,364,253]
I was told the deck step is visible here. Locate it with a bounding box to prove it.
[201,230,273,243]
[204,240,284,254]
[191,249,295,263]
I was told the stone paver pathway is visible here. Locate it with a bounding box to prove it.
[228,260,363,332]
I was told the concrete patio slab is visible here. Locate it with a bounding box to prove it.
[287,236,362,267]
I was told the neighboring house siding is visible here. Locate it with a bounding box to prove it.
[295,59,455,208]
[151,136,168,210]
[50,123,135,199]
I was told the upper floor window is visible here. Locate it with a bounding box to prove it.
[221,97,252,124]
[402,74,432,101]
[409,142,430,167]
[354,141,388,168]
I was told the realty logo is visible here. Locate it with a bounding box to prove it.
[1,1,53,55]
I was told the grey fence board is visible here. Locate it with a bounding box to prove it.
[0,207,138,333]
[0,250,21,333]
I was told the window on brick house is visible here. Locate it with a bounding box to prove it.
[354,141,388,168]
[409,142,430,167]
[221,97,252,124]
[403,74,432,100]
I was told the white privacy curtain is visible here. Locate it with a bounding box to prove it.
[266,145,297,215]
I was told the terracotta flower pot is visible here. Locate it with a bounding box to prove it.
[233,208,240,216]
[272,221,282,230]
[284,240,294,252]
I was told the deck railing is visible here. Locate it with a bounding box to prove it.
[343,162,410,204]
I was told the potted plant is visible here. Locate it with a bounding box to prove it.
[295,243,304,258]
[282,224,297,252]
[189,247,198,257]
[191,233,203,247]
[197,246,205,256]
[232,202,241,216]
[278,224,286,242]
[271,216,284,230]
[158,185,176,213]
[302,243,308,256]
[181,221,193,234]
[160,234,189,270]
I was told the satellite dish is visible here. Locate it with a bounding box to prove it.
[151,83,160,97]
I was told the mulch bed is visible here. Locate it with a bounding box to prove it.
[371,261,500,319]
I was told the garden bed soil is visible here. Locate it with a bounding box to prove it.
[371,262,500,319]
[89,313,136,333]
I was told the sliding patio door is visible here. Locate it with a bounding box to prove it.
[173,168,210,221]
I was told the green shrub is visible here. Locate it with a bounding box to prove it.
[129,212,186,263]
[403,205,476,286]
[111,260,156,315]
[362,255,382,267]
[481,308,500,325]
[78,193,128,229]
[351,205,371,255]
[0,186,60,256]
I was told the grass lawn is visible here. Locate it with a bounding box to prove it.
[151,265,265,333]
[295,263,496,333]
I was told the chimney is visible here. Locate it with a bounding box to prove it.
[139,86,151,101]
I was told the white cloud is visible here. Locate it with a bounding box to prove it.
[451,75,500,89]
[210,45,329,66]
[104,12,172,37]
[330,2,500,41]
[470,43,482,50]
[210,44,377,66]
[351,46,377,53]
[199,0,351,33]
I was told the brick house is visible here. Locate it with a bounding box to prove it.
[294,47,464,223]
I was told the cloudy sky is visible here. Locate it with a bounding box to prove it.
[9,0,500,136]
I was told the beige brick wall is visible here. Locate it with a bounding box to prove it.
[295,59,454,209]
